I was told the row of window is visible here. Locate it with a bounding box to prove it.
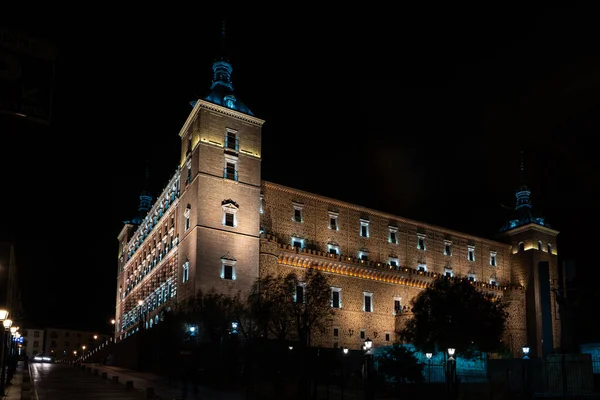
[182,258,237,283]
[332,328,393,343]
[291,237,499,266]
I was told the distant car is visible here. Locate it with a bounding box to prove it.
[32,355,53,363]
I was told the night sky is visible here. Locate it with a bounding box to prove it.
[1,6,599,338]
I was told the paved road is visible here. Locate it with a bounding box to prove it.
[30,362,145,399]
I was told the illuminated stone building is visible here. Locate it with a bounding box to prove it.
[115,31,561,359]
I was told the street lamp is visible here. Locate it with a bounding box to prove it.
[447,348,457,399]
[522,345,530,359]
[364,338,374,400]
[0,318,12,395]
[447,347,455,361]
[426,352,433,383]
[93,335,98,340]
[111,319,116,325]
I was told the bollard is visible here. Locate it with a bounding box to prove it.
[126,380,134,390]
[145,387,155,398]
[102,371,107,379]
[112,376,119,383]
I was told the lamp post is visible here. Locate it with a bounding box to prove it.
[447,348,457,400]
[426,352,433,383]
[82,345,86,360]
[0,318,12,395]
[364,338,374,400]
[522,345,530,399]
[341,347,348,399]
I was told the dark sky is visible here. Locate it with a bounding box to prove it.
[1,6,599,335]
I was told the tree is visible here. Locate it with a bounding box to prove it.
[248,268,334,347]
[376,344,424,384]
[399,277,508,358]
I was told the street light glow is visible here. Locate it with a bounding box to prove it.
[426,352,433,359]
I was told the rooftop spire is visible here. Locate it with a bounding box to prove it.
[515,150,531,210]
[132,160,153,225]
[197,18,254,116]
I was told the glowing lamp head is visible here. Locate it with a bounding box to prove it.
[10,327,17,334]
[0,310,8,321]
[3,319,12,329]
[426,352,433,360]
[364,338,373,350]
[111,319,116,324]
[522,346,530,356]
[448,348,456,359]
[137,300,143,306]
[343,347,349,355]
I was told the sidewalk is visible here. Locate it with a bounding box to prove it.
[1,361,29,400]
[75,362,245,400]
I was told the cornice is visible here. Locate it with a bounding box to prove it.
[502,223,560,237]
[179,99,265,138]
[261,181,510,249]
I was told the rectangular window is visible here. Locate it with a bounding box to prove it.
[330,217,337,230]
[328,244,339,255]
[223,265,233,280]
[226,162,237,180]
[394,299,401,314]
[296,284,305,303]
[417,264,427,272]
[385,333,390,342]
[221,259,236,280]
[294,209,302,222]
[364,292,373,312]
[224,212,234,227]
[183,262,190,283]
[445,269,453,278]
[360,330,366,340]
[444,241,452,256]
[468,274,476,282]
[333,327,339,337]
[389,226,398,244]
[360,218,369,238]
[185,215,190,230]
[468,246,475,262]
[292,238,303,248]
[225,131,238,151]
[331,288,342,308]
[490,252,497,266]
[417,235,426,250]
[389,258,398,268]
[360,252,369,261]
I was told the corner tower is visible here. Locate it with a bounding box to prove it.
[500,151,561,358]
[176,22,265,302]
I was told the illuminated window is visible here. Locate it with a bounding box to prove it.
[389,226,398,244]
[360,218,369,238]
[417,264,427,272]
[221,199,239,228]
[295,282,306,303]
[389,257,399,269]
[468,245,475,262]
[182,261,190,283]
[224,154,238,181]
[292,202,304,223]
[328,243,340,255]
[331,287,342,308]
[445,269,453,278]
[225,129,238,152]
[547,243,553,254]
[221,257,236,281]
[185,159,192,184]
[490,251,497,266]
[538,241,543,251]
[328,211,339,230]
[359,251,369,261]
[184,206,191,231]
[417,234,426,250]
[468,273,476,282]
[444,241,452,256]
[489,278,497,286]
[363,292,373,312]
[393,297,402,315]
[292,237,304,249]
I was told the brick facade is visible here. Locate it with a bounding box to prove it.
[115,59,561,359]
